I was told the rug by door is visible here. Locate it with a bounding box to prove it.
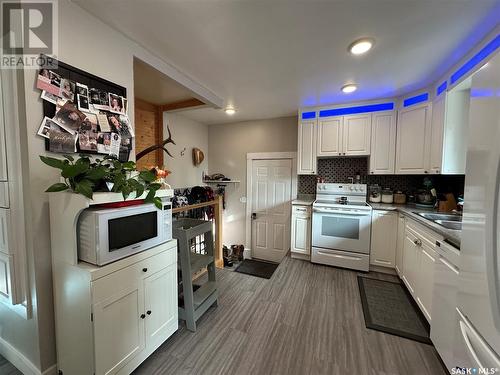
[357,276,432,344]
[234,259,279,279]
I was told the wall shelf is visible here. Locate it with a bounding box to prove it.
[203,180,240,184]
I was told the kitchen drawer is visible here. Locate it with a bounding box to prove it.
[92,247,176,304]
[406,218,442,248]
[0,251,13,299]
[292,205,311,217]
[0,182,8,208]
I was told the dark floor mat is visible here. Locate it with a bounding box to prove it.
[234,259,279,279]
[357,276,432,344]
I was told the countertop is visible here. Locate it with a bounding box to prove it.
[370,203,461,248]
[292,194,315,206]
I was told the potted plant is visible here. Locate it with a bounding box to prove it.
[40,154,163,208]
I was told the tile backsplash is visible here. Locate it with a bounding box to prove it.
[298,157,465,198]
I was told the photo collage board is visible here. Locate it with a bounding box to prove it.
[36,57,133,162]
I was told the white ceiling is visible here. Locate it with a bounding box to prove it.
[75,0,500,125]
[133,58,197,105]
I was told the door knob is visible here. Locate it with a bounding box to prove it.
[147,310,152,315]
[142,268,148,272]
[252,212,257,220]
[140,314,146,319]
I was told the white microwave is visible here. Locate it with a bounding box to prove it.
[77,200,172,266]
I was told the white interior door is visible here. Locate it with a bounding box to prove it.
[251,159,292,262]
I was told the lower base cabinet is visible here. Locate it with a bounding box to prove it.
[370,210,397,267]
[54,240,178,375]
[401,220,439,322]
[291,205,311,259]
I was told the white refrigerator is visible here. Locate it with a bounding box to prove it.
[454,50,500,372]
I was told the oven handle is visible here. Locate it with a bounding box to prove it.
[313,208,371,216]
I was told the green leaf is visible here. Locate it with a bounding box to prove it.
[84,166,107,181]
[139,170,156,183]
[153,197,162,209]
[63,154,74,162]
[148,183,161,191]
[45,183,69,192]
[122,161,136,170]
[145,188,156,202]
[40,156,67,170]
[74,179,94,199]
[61,162,90,178]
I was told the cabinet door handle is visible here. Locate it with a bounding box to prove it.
[142,268,148,272]
[424,170,428,174]
[414,239,422,246]
[140,314,146,319]
[147,310,152,315]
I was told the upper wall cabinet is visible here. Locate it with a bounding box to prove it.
[298,119,317,175]
[343,114,371,156]
[0,73,6,183]
[317,117,342,157]
[369,111,397,174]
[395,102,433,174]
[429,87,469,175]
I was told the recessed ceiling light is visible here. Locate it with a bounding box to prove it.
[224,106,236,115]
[341,84,357,93]
[349,38,374,55]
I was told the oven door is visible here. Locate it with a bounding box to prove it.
[312,207,372,254]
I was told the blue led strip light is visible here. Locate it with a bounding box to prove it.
[437,81,447,96]
[319,102,394,118]
[403,93,429,107]
[301,111,316,120]
[450,34,500,85]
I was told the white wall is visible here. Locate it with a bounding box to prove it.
[163,112,208,189]
[207,116,298,246]
[0,1,217,373]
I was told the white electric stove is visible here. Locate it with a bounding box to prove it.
[311,183,372,271]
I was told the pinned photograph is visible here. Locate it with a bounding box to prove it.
[41,90,58,104]
[89,88,110,110]
[85,113,99,127]
[53,102,86,134]
[49,125,78,154]
[77,94,90,112]
[37,117,63,139]
[78,119,99,151]
[97,112,111,131]
[36,69,61,96]
[110,133,121,158]
[76,83,89,97]
[59,79,76,101]
[109,93,125,114]
[97,132,112,154]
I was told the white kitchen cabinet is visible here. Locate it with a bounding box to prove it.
[370,210,397,268]
[402,228,420,296]
[93,283,146,375]
[343,114,371,156]
[400,219,442,322]
[395,214,405,276]
[0,72,7,183]
[298,119,317,174]
[291,205,311,260]
[144,264,177,350]
[416,242,436,321]
[429,89,469,174]
[369,111,397,174]
[395,102,432,174]
[317,117,342,156]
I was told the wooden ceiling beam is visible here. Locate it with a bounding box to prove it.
[160,98,205,112]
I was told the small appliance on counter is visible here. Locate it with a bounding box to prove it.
[77,198,172,266]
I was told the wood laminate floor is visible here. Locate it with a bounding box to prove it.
[0,354,22,375]
[134,256,446,375]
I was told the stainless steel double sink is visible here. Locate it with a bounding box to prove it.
[415,212,462,230]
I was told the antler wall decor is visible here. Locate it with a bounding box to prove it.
[136,125,176,161]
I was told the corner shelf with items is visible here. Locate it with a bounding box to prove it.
[49,189,179,375]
